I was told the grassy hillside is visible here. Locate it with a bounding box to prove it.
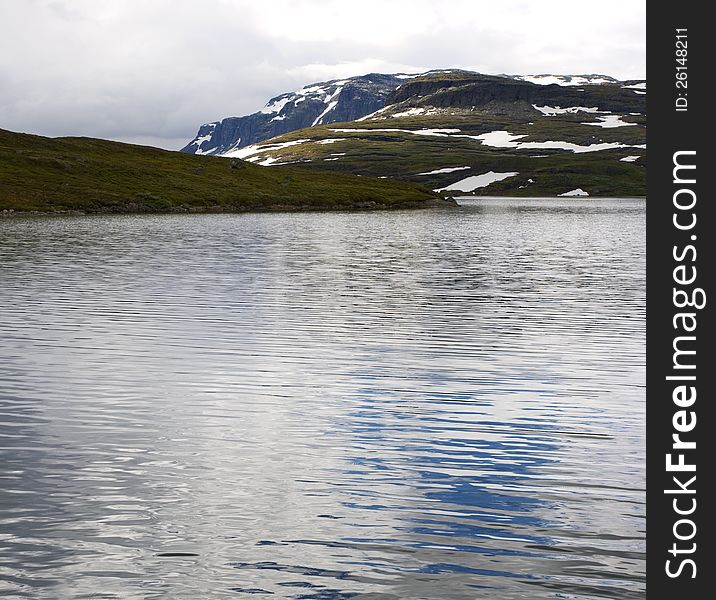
[229,114,646,197]
[222,75,646,198]
[0,129,449,214]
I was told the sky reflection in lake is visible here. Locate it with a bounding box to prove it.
[0,198,645,599]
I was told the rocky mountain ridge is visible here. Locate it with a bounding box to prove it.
[181,73,412,155]
[209,69,646,197]
[182,70,643,157]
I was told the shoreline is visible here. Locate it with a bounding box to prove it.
[451,195,647,200]
[1,197,457,218]
[2,196,651,219]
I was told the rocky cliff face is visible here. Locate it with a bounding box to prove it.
[181,73,409,155]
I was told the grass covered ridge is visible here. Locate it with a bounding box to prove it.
[229,107,646,197]
[0,129,448,213]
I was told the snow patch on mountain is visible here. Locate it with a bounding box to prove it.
[185,123,218,154]
[559,188,590,196]
[312,84,345,126]
[533,105,602,116]
[515,74,617,86]
[391,107,428,118]
[260,96,294,115]
[623,82,646,90]
[223,139,311,159]
[357,105,444,121]
[299,85,326,95]
[329,127,461,137]
[417,166,471,175]
[582,115,636,128]
[436,171,519,192]
[476,130,634,153]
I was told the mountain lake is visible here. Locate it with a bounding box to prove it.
[0,197,645,599]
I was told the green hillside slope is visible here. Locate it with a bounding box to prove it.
[0,129,449,214]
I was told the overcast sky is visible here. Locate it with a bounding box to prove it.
[0,0,646,149]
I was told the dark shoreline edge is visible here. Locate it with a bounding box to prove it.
[451,195,647,200]
[1,196,652,219]
[1,197,457,218]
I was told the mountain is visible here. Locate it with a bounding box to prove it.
[204,70,646,197]
[0,128,449,214]
[181,73,414,156]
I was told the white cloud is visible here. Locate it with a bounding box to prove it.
[285,60,427,83]
[0,0,645,149]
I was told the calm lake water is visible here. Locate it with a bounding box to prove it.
[0,198,645,599]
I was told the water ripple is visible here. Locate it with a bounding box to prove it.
[0,198,645,599]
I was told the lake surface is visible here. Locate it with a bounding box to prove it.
[0,198,645,599]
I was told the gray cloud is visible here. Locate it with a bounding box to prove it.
[0,0,645,149]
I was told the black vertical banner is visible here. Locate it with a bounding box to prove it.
[647,2,712,598]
